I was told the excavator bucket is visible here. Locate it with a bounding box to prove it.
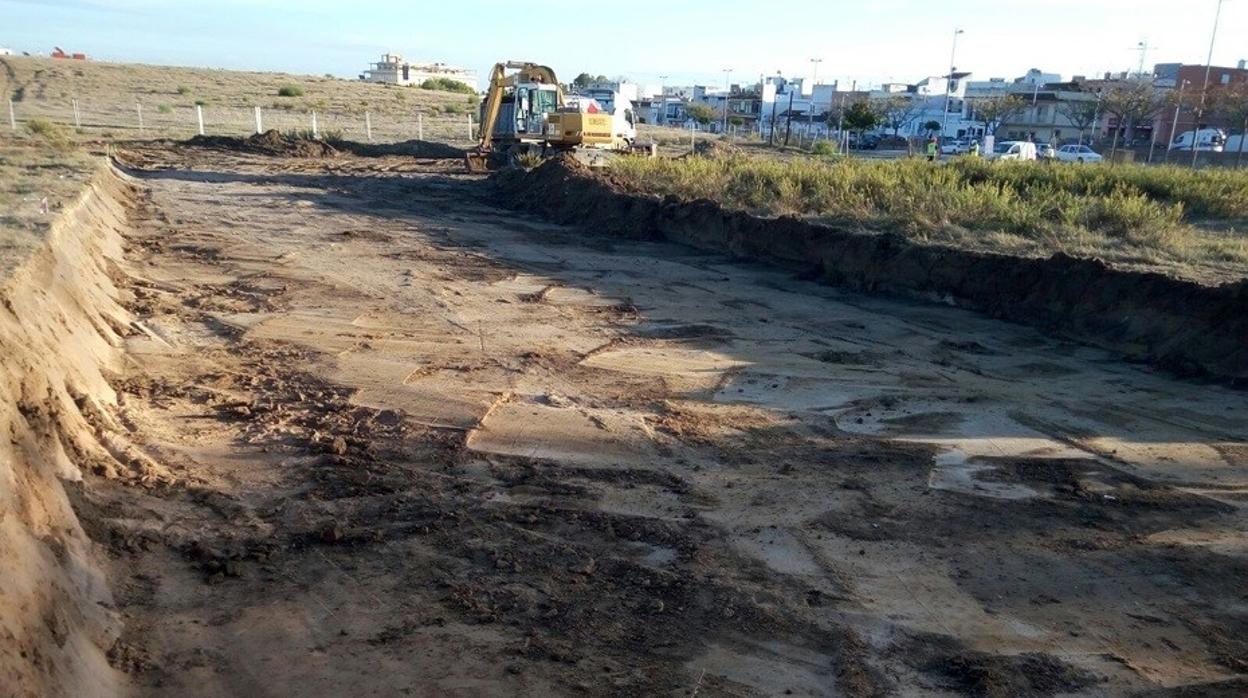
[465,149,492,174]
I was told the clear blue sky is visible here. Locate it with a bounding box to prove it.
[3,0,1245,88]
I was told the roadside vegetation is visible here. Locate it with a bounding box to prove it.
[609,154,1248,281]
[419,77,476,95]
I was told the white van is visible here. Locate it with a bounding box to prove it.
[1223,134,1248,155]
[989,141,1038,161]
[1170,128,1226,152]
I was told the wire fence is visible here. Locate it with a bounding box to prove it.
[5,96,479,145]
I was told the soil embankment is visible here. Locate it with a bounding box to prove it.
[496,158,1248,383]
[0,164,145,697]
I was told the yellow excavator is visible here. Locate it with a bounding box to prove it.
[465,61,649,172]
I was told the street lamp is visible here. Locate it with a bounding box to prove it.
[722,67,732,134]
[941,28,965,138]
[1192,0,1226,167]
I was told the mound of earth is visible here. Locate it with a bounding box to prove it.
[691,140,742,159]
[186,130,338,158]
[335,139,466,159]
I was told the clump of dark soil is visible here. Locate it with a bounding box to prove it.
[936,651,1097,697]
[187,130,338,158]
[334,139,465,159]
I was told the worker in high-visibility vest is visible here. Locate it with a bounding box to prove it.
[926,137,938,162]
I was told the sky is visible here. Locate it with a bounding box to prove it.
[2,0,1246,89]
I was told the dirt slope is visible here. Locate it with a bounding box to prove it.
[496,158,1248,384]
[0,165,158,697]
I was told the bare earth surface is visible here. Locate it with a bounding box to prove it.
[84,145,1248,697]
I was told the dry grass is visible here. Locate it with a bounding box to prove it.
[609,154,1248,283]
[0,56,477,143]
[0,137,98,279]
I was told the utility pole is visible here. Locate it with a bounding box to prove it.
[1193,0,1225,168]
[722,68,732,135]
[1166,80,1190,163]
[941,28,964,138]
[809,58,823,139]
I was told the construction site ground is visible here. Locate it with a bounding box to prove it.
[81,143,1248,697]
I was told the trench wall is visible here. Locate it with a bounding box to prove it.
[496,160,1248,384]
[0,163,138,697]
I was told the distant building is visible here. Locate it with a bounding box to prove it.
[361,54,477,91]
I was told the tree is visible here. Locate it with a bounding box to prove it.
[922,120,942,136]
[686,103,715,125]
[969,94,1025,140]
[1211,84,1248,167]
[842,101,880,146]
[878,96,922,137]
[1058,97,1100,145]
[1099,82,1163,157]
[572,73,594,89]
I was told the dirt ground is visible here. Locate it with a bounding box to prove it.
[71,142,1248,697]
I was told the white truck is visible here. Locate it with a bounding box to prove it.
[1169,128,1227,152]
[988,141,1038,161]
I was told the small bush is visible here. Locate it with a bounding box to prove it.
[194,99,208,106]
[811,141,837,156]
[419,77,477,95]
[514,153,544,170]
[24,119,70,149]
[176,85,191,95]
[277,85,304,97]
[157,104,172,114]
[442,103,464,115]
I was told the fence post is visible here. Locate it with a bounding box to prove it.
[136,103,144,134]
[254,106,263,134]
[196,105,204,136]
[72,98,81,128]
[418,113,424,141]
[690,121,696,153]
[466,113,472,140]
[8,99,15,132]
[365,111,372,142]
[311,110,319,139]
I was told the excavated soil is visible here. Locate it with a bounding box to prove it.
[496,157,1248,384]
[3,144,1247,697]
[186,130,339,158]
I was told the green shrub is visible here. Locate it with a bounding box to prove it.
[277,85,304,97]
[176,85,191,95]
[419,77,477,95]
[442,103,464,115]
[157,104,172,114]
[24,119,70,149]
[811,141,837,157]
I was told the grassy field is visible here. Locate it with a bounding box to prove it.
[609,154,1248,283]
[1,56,479,143]
[0,128,98,279]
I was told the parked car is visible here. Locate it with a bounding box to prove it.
[850,134,880,150]
[940,138,970,155]
[1055,144,1103,163]
[989,141,1037,161]
[1036,143,1056,160]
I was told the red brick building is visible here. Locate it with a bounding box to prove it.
[1152,62,1248,145]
